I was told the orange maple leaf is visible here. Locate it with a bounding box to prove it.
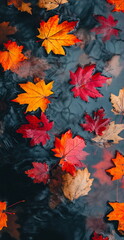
[0,41,27,71]
[37,15,80,55]
[106,151,124,181]
[12,80,54,112]
[107,0,124,12]
[52,130,89,175]
[8,0,32,14]
[107,202,124,233]
[0,202,7,230]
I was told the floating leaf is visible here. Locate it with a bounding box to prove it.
[111,88,124,115]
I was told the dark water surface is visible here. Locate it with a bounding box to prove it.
[0,0,124,239]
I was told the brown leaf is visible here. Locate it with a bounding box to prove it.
[74,29,90,49]
[104,55,123,77]
[7,214,20,240]
[49,167,64,209]
[111,88,124,115]
[38,0,68,10]
[13,51,50,79]
[0,22,17,45]
[62,168,94,201]
[92,121,124,147]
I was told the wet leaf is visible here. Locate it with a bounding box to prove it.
[0,22,17,45]
[106,0,124,12]
[62,168,94,201]
[91,232,109,240]
[37,15,80,55]
[8,0,32,14]
[0,202,7,230]
[38,0,68,10]
[111,88,124,115]
[52,130,89,175]
[12,80,54,112]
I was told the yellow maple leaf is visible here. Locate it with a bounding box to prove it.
[38,0,68,10]
[12,80,54,112]
[37,15,80,55]
[111,88,124,115]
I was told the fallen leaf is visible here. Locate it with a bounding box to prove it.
[8,0,32,14]
[7,214,20,240]
[25,162,50,184]
[13,51,50,79]
[110,88,124,115]
[78,53,91,66]
[106,0,124,12]
[0,40,27,71]
[0,202,7,230]
[38,0,68,10]
[106,151,124,181]
[91,232,109,240]
[16,113,54,146]
[81,108,110,136]
[92,121,124,147]
[86,217,108,233]
[0,22,17,45]
[52,130,89,175]
[92,149,113,185]
[104,55,123,77]
[12,80,54,112]
[70,64,109,102]
[62,168,94,201]
[49,167,64,209]
[91,15,119,41]
[74,29,90,49]
[37,15,80,55]
[107,202,124,234]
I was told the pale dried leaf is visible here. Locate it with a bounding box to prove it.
[104,55,123,77]
[92,121,124,147]
[38,0,68,10]
[111,88,124,115]
[74,29,90,49]
[62,168,94,201]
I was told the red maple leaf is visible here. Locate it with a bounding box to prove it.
[70,64,109,102]
[16,113,53,146]
[91,15,119,41]
[25,162,50,184]
[52,130,89,175]
[91,232,109,240]
[81,108,110,135]
[92,149,113,185]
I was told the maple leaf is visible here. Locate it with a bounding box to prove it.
[92,149,113,185]
[107,202,124,233]
[16,113,53,146]
[8,0,32,14]
[52,130,89,175]
[91,15,119,41]
[0,202,7,230]
[92,121,124,147]
[70,64,109,102]
[81,108,110,136]
[106,0,124,12]
[38,0,68,10]
[91,232,109,240]
[0,40,27,71]
[25,162,50,184]
[0,22,17,45]
[110,89,124,115]
[62,168,94,201]
[37,15,80,55]
[106,151,124,181]
[12,80,54,112]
